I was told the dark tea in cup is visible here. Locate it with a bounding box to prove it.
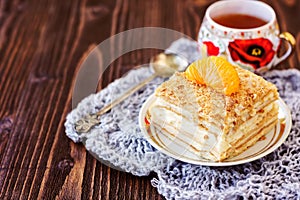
[212,14,268,29]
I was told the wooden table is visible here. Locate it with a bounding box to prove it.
[0,0,299,199]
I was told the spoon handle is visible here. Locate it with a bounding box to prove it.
[74,73,157,133]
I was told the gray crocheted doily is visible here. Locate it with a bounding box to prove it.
[65,39,300,199]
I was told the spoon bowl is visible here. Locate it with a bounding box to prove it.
[150,53,189,77]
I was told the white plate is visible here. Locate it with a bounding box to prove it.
[139,95,292,166]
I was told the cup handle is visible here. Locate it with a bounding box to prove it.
[273,32,296,66]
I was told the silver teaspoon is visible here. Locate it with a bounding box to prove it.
[74,53,189,133]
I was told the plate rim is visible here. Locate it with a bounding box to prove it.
[139,94,292,167]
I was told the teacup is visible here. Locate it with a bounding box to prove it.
[198,0,295,72]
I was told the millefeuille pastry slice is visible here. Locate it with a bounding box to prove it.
[148,56,279,161]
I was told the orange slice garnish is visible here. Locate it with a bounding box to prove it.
[185,56,240,95]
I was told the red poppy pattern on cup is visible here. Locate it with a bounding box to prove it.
[203,41,220,56]
[228,38,275,69]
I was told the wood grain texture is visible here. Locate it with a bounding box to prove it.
[0,0,299,199]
